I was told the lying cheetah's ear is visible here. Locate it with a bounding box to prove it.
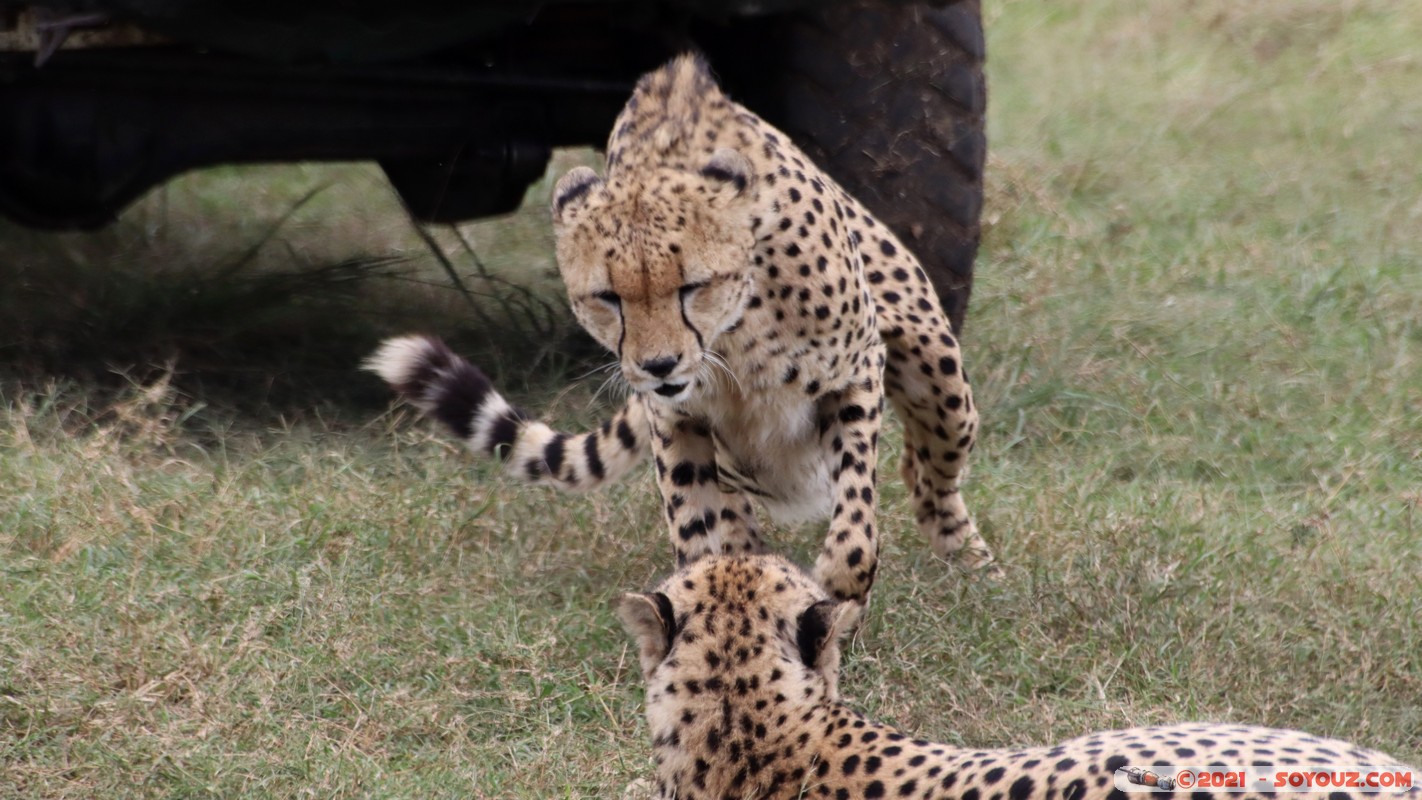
[552,166,603,227]
[795,599,862,678]
[796,602,858,670]
[699,148,754,202]
[614,591,677,679]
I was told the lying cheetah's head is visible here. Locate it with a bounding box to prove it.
[615,555,862,763]
[551,150,758,403]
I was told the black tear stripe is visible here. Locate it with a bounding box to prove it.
[616,313,627,364]
[679,300,706,351]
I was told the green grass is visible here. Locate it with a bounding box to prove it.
[3,1,1422,796]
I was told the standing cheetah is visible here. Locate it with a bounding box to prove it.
[368,54,987,603]
[614,554,1419,800]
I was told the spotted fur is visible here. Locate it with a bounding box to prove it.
[616,554,1419,800]
[369,54,989,602]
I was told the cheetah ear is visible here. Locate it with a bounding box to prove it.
[699,148,754,201]
[614,591,677,679]
[552,166,603,227]
[795,599,862,672]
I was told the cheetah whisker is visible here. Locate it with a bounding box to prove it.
[574,359,621,384]
[590,361,630,405]
[701,349,743,394]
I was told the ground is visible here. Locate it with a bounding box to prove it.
[2,0,1421,797]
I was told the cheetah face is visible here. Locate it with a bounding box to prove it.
[614,554,862,703]
[551,150,758,403]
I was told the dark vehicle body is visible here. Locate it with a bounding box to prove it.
[0,0,985,328]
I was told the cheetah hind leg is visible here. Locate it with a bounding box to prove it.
[882,326,999,577]
[898,426,999,577]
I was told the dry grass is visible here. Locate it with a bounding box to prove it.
[3,1,1422,796]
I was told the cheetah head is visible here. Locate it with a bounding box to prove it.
[615,554,863,790]
[551,149,758,403]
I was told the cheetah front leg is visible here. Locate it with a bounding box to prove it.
[646,405,765,566]
[811,374,885,603]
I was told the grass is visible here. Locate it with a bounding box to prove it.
[3,0,1422,796]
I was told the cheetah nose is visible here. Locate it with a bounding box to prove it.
[641,355,681,378]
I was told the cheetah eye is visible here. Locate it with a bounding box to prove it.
[591,289,621,307]
[678,281,708,300]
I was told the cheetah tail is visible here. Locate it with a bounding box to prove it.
[365,335,649,492]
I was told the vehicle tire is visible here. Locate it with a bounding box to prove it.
[701,0,985,333]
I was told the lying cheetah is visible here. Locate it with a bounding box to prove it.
[614,554,1419,800]
[368,54,986,603]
